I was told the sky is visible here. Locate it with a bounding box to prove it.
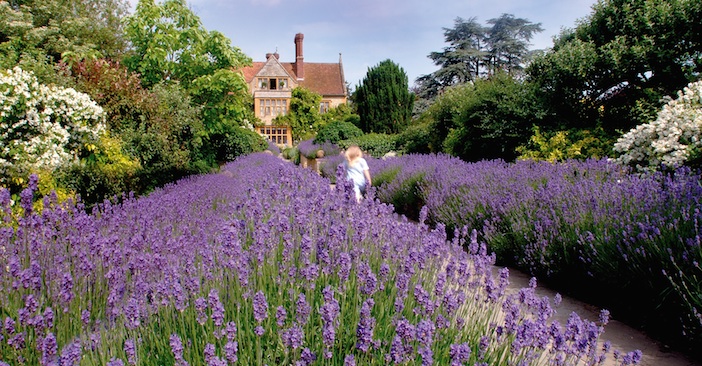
[127,0,599,88]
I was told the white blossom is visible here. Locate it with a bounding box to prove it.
[0,67,105,182]
[613,80,702,171]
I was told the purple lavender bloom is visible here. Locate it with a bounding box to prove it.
[418,345,433,366]
[299,348,316,365]
[124,297,141,329]
[344,354,356,366]
[358,262,378,296]
[169,334,188,366]
[24,294,38,314]
[19,174,37,214]
[356,298,375,352]
[124,339,136,365]
[599,309,611,326]
[253,291,268,323]
[414,284,435,315]
[59,341,81,366]
[416,319,435,347]
[208,289,225,327]
[195,297,208,325]
[319,286,340,349]
[296,293,310,325]
[225,322,237,341]
[203,343,226,366]
[434,272,446,297]
[42,332,58,365]
[60,272,74,307]
[337,252,352,283]
[8,332,25,350]
[282,324,304,350]
[254,326,265,336]
[449,343,471,366]
[107,359,125,366]
[276,306,287,327]
[479,336,489,359]
[81,310,91,327]
[224,341,238,363]
[5,317,16,334]
[622,350,643,365]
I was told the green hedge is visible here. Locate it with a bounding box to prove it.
[339,133,397,158]
[314,120,364,145]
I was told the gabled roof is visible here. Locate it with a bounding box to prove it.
[257,56,295,79]
[238,61,347,97]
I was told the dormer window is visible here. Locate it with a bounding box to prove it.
[257,77,289,90]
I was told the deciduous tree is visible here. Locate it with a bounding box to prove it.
[527,0,702,134]
[0,0,128,81]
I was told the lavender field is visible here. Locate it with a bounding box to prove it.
[0,153,642,365]
[341,153,701,354]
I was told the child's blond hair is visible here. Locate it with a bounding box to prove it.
[345,145,363,166]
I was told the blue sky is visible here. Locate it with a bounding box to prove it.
[128,0,598,87]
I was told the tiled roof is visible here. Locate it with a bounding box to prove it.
[238,61,346,97]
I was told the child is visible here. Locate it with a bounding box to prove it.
[343,145,371,202]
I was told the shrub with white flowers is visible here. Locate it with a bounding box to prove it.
[0,67,105,183]
[613,80,702,171]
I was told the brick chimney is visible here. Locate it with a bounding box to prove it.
[294,33,304,80]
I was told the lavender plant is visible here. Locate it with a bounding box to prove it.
[368,153,702,350]
[298,138,322,159]
[0,153,640,365]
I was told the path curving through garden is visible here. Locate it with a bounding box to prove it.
[325,163,698,365]
[501,266,701,366]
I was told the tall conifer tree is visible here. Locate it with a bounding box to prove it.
[353,59,414,134]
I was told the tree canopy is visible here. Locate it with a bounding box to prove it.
[0,0,129,80]
[421,14,543,95]
[122,0,251,89]
[526,0,702,133]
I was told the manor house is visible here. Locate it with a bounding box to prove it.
[238,33,348,146]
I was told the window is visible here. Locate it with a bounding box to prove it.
[258,126,288,145]
[257,78,289,90]
[319,101,330,114]
[259,99,288,117]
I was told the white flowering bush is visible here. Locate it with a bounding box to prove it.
[0,67,105,184]
[613,80,702,171]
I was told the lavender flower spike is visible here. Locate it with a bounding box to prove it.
[253,291,269,323]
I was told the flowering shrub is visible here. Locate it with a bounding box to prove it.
[0,153,640,365]
[298,138,323,159]
[0,67,106,184]
[613,80,702,170]
[369,154,702,351]
[266,140,281,155]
